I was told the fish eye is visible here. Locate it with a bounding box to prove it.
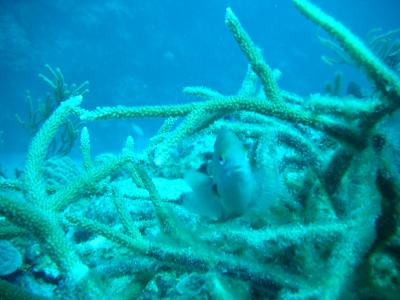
[218,155,225,165]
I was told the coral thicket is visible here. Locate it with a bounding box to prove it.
[1,0,400,299]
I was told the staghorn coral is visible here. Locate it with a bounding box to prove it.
[16,65,89,157]
[1,0,400,299]
[320,27,400,75]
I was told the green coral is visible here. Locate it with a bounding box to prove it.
[16,65,88,156]
[1,1,400,299]
[293,0,400,97]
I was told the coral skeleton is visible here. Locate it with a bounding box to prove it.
[1,0,400,299]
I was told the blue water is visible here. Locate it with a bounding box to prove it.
[0,0,398,156]
[0,0,399,299]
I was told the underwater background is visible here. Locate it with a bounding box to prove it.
[0,0,400,299]
[0,0,399,158]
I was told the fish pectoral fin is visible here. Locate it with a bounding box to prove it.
[184,170,211,189]
[183,170,223,220]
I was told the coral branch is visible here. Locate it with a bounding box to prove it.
[292,0,400,97]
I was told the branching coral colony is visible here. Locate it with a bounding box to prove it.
[1,0,400,299]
